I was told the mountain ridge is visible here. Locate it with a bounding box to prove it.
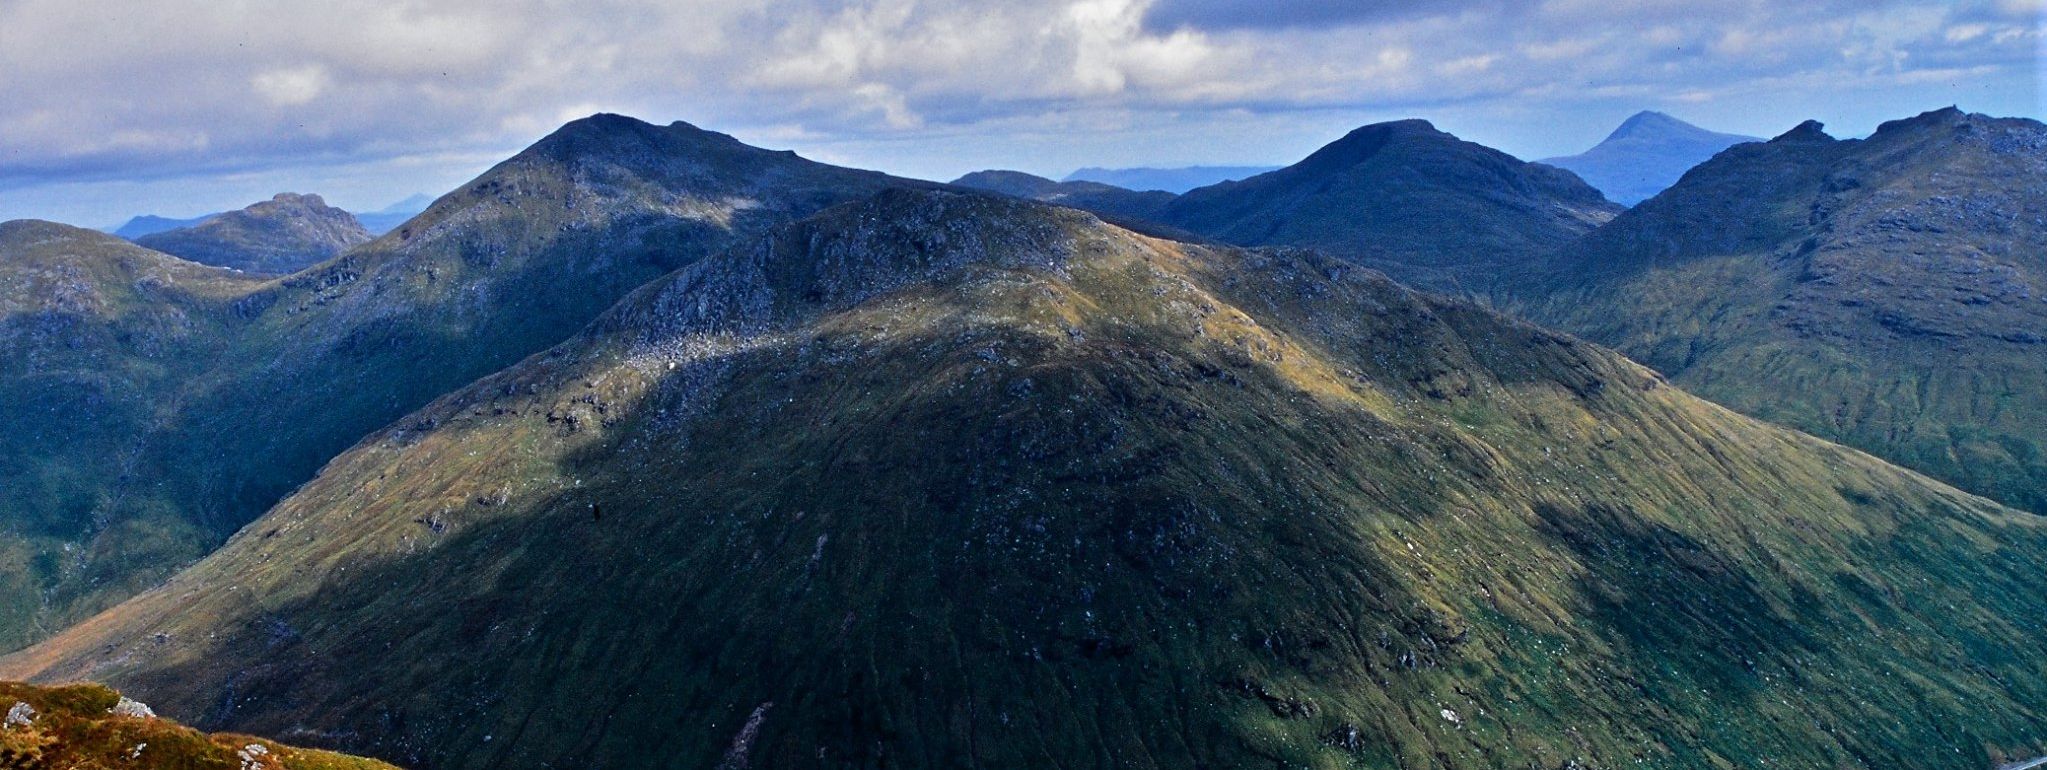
[134,193,373,275]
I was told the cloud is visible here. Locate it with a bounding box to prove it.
[1141,0,1510,32]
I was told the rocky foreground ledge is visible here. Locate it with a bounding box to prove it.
[0,681,396,769]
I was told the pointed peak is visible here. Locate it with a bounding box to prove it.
[1773,120,1835,143]
[1607,111,1687,140]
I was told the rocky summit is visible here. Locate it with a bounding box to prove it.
[1160,119,1622,292]
[1517,107,2047,516]
[0,680,397,768]
[8,189,2043,770]
[135,193,374,275]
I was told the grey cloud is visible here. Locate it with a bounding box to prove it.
[1142,0,1508,32]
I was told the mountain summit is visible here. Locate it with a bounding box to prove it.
[134,193,372,275]
[1161,119,1620,291]
[1541,111,1760,205]
[8,190,2044,770]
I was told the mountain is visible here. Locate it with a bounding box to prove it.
[1160,119,1622,292]
[355,193,437,236]
[0,114,930,653]
[1516,107,2047,516]
[135,193,374,275]
[1541,111,1760,205]
[10,189,2044,770]
[0,680,397,768]
[1063,165,1280,193]
[950,169,1175,219]
[111,213,215,240]
[0,221,263,649]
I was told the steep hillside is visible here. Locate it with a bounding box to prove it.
[0,114,930,652]
[11,190,2044,770]
[951,169,1176,220]
[1161,119,1621,292]
[0,680,398,769]
[1519,107,2047,515]
[136,193,373,275]
[0,222,263,649]
[1541,112,1759,205]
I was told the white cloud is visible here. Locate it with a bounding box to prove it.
[253,65,331,107]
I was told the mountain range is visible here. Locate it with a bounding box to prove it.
[1541,111,1760,205]
[110,193,433,242]
[0,114,931,651]
[0,107,2043,770]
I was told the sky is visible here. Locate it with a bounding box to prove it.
[0,0,2039,227]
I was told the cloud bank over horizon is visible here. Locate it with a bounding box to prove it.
[0,0,2038,225]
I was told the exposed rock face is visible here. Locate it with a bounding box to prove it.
[1541,111,1760,205]
[1160,119,1622,292]
[136,193,374,275]
[1519,107,2047,514]
[9,190,2043,770]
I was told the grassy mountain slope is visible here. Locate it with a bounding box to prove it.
[1540,112,1759,205]
[951,169,1177,220]
[0,114,930,652]
[1518,107,2047,516]
[136,193,373,276]
[0,222,264,649]
[1161,119,1622,292]
[0,680,398,769]
[10,190,2044,770]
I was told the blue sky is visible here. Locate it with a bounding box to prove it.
[0,0,2038,227]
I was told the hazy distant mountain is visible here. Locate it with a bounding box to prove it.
[10,189,2045,770]
[134,193,372,275]
[1162,119,1621,291]
[111,213,214,239]
[1542,111,1760,205]
[0,114,930,652]
[1063,165,1279,193]
[354,193,436,235]
[951,169,1175,219]
[1518,107,2047,515]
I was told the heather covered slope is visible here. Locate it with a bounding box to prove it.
[136,193,373,275]
[0,681,398,769]
[1161,119,1621,292]
[1518,107,2047,515]
[0,221,263,648]
[1541,111,1759,205]
[12,190,2045,770]
[0,114,929,653]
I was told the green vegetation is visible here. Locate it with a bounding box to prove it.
[1514,108,2047,516]
[10,191,2041,769]
[1161,118,1622,292]
[0,114,928,651]
[0,680,398,768]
